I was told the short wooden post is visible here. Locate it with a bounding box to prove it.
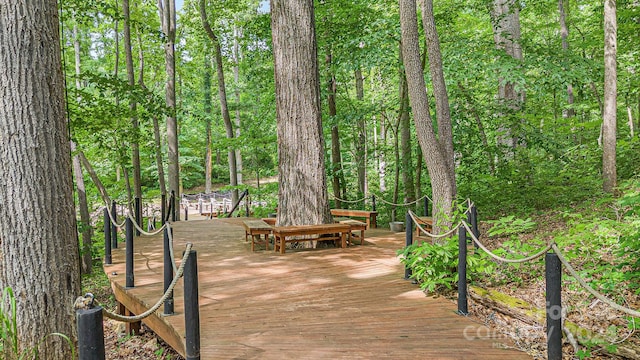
[457,225,468,315]
[184,250,201,360]
[404,212,413,280]
[104,208,112,265]
[76,306,105,360]
[125,217,134,288]
[198,198,203,215]
[546,253,562,360]
[111,201,118,249]
[163,227,174,315]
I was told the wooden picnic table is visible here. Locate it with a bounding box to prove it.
[330,209,378,228]
[242,220,273,251]
[272,223,351,254]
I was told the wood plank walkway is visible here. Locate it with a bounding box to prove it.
[105,217,530,359]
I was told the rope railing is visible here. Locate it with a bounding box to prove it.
[403,206,640,359]
[375,194,429,207]
[328,194,368,204]
[75,243,193,323]
[462,221,552,264]
[329,192,433,208]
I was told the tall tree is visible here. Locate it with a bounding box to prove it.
[602,0,617,193]
[0,1,81,357]
[271,0,332,226]
[491,0,525,149]
[399,0,456,231]
[203,57,214,193]
[122,0,143,201]
[159,0,180,218]
[200,0,240,206]
[354,68,367,197]
[558,0,575,118]
[399,43,415,208]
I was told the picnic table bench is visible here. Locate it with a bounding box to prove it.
[335,219,366,245]
[272,223,351,254]
[330,209,378,228]
[242,220,273,251]
[414,216,433,238]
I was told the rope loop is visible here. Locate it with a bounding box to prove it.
[407,210,461,239]
[76,243,193,323]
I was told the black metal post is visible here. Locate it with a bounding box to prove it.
[457,225,468,315]
[161,193,167,225]
[372,195,376,212]
[76,306,106,360]
[546,252,562,360]
[104,208,112,265]
[111,201,118,249]
[423,197,429,216]
[135,197,141,236]
[184,206,188,221]
[126,217,134,288]
[163,227,174,315]
[171,190,177,222]
[404,212,413,280]
[184,250,201,360]
[245,191,250,217]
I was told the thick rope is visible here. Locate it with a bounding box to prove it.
[463,221,552,263]
[551,243,640,318]
[407,210,462,239]
[96,243,192,323]
[105,204,126,228]
[375,195,429,207]
[328,194,368,204]
[127,213,167,236]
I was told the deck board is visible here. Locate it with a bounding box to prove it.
[105,218,530,359]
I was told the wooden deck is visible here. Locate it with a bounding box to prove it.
[105,217,530,359]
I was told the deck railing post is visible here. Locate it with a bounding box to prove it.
[371,195,376,212]
[126,217,134,288]
[184,206,188,221]
[546,252,562,360]
[184,249,201,360]
[135,197,142,236]
[404,212,413,280]
[457,225,468,315]
[76,306,105,360]
[163,227,174,315]
[104,208,112,265]
[423,197,429,216]
[171,190,177,222]
[161,193,167,225]
[245,190,250,217]
[111,201,118,249]
[198,198,203,215]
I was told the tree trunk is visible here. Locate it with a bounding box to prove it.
[399,43,415,209]
[327,52,343,209]
[200,0,239,205]
[271,0,332,227]
[491,0,525,149]
[233,25,243,186]
[72,22,93,275]
[79,151,111,204]
[122,0,142,201]
[0,2,81,357]
[559,0,575,118]
[203,56,213,193]
[602,0,617,193]
[377,115,387,192]
[458,82,495,175]
[354,68,367,197]
[400,0,456,232]
[159,0,180,219]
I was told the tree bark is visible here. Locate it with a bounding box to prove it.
[233,25,243,186]
[159,0,180,219]
[400,0,456,232]
[271,0,332,227]
[200,0,239,206]
[602,0,617,193]
[122,0,142,201]
[0,1,81,357]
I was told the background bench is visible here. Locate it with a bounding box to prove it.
[272,223,351,254]
[330,209,378,228]
[242,220,273,251]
